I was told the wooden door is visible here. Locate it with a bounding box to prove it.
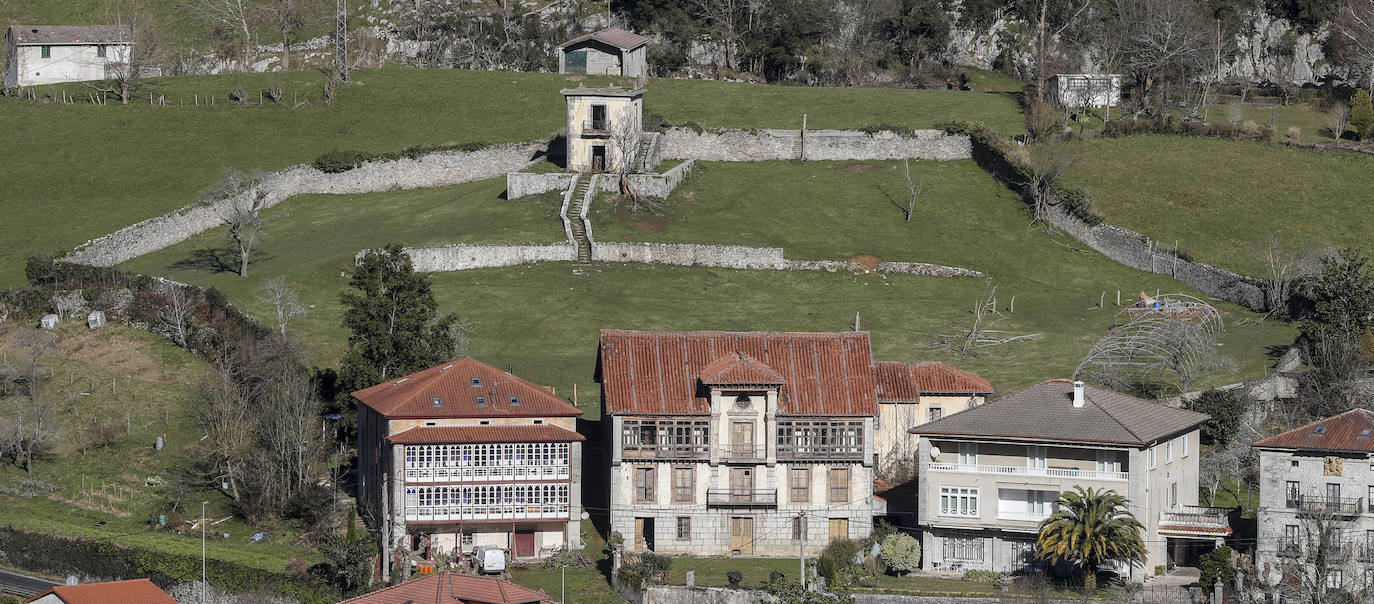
[565,49,587,74]
[634,517,654,551]
[729,467,753,502]
[514,528,535,558]
[730,421,754,457]
[591,145,606,172]
[730,517,754,555]
[829,518,849,542]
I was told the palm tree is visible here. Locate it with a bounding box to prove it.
[1036,486,1147,592]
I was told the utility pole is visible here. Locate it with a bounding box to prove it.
[201,500,209,604]
[798,512,806,590]
[335,0,349,81]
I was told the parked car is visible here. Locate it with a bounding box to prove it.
[473,545,506,574]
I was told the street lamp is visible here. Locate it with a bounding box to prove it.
[201,500,209,604]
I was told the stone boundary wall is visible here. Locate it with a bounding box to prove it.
[661,127,971,161]
[66,142,543,267]
[638,586,1114,604]
[382,244,576,272]
[966,132,1267,311]
[591,241,984,277]
[627,159,698,198]
[557,173,581,244]
[506,171,574,199]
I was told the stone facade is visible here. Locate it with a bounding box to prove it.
[393,244,577,272]
[1254,447,1374,588]
[66,143,541,268]
[660,128,971,162]
[564,87,644,173]
[506,172,575,199]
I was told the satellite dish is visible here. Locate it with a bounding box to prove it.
[580,511,590,520]
[929,446,941,459]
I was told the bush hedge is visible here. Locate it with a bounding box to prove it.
[0,526,339,603]
[313,141,490,173]
[1101,117,1274,142]
[944,121,1102,225]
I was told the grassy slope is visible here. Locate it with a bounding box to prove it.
[126,160,1293,400]
[1061,136,1374,275]
[0,323,315,573]
[0,67,1023,286]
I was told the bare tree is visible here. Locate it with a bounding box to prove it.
[259,277,306,337]
[1252,235,1316,318]
[86,0,161,105]
[609,111,661,212]
[0,330,61,473]
[193,0,258,69]
[932,282,1040,356]
[1032,0,1091,101]
[261,0,313,70]
[1016,143,1081,228]
[1327,102,1351,140]
[691,0,748,71]
[1226,101,1244,125]
[902,159,924,223]
[1279,506,1364,603]
[1117,0,1215,114]
[201,168,271,278]
[157,286,200,348]
[1331,0,1374,92]
[192,354,255,501]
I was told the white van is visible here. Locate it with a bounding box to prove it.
[473,545,506,574]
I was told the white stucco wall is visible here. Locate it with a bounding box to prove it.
[7,42,130,87]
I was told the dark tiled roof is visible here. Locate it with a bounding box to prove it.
[598,329,878,416]
[1254,409,1374,452]
[874,361,992,401]
[8,25,132,45]
[700,351,786,385]
[911,380,1208,446]
[352,358,582,419]
[387,424,586,445]
[338,572,551,604]
[558,27,649,50]
[24,579,176,604]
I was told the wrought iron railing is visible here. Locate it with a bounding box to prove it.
[706,488,777,506]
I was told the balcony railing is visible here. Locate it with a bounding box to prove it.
[706,488,777,506]
[404,465,569,483]
[1297,495,1364,517]
[1277,541,1302,557]
[997,510,1051,522]
[1159,506,1230,533]
[928,462,1128,481]
[405,502,570,522]
[621,443,710,460]
[776,444,864,461]
[718,445,766,462]
[582,119,608,134]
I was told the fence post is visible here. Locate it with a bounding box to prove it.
[1213,578,1223,604]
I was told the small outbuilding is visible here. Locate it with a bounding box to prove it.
[1049,73,1122,109]
[557,28,649,78]
[6,25,133,88]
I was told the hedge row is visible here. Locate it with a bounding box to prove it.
[313,141,490,174]
[0,526,340,603]
[1102,116,1276,141]
[940,120,1102,225]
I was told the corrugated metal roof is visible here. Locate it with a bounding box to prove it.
[8,25,132,45]
[557,27,649,50]
[598,329,878,416]
[387,424,586,445]
[874,361,992,402]
[352,358,582,419]
[24,579,175,604]
[700,351,786,385]
[911,380,1208,446]
[1254,408,1374,452]
[338,572,551,604]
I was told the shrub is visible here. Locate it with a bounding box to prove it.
[313,142,490,173]
[679,121,705,135]
[937,120,986,135]
[860,124,918,137]
[1199,545,1237,588]
[617,567,645,587]
[1241,120,1259,136]
[878,533,921,574]
[963,569,1000,583]
[1155,565,1166,576]
[25,254,73,285]
[726,569,743,586]
[1188,388,1247,444]
[817,538,860,587]
[769,570,785,584]
[639,552,672,571]
[1286,126,1301,139]
[314,150,370,173]
[1025,100,1061,142]
[1351,89,1373,140]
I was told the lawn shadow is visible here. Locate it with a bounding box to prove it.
[170,245,269,275]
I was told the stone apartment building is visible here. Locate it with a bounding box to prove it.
[562,85,643,173]
[911,380,1224,580]
[6,25,132,88]
[1254,409,1374,591]
[873,361,992,478]
[355,358,584,577]
[597,329,891,556]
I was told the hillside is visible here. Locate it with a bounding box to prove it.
[0,67,1024,287]
[1061,136,1374,275]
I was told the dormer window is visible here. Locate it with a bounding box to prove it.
[431,396,443,407]
[476,396,487,406]
[471,377,481,387]
[510,396,520,406]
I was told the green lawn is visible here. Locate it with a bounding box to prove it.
[1060,136,1374,275]
[0,322,317,574]
[1,67,1025,287]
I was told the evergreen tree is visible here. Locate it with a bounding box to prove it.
[1036,486,1146,592]
[1350,89,1373,140]
[338,245,464,397]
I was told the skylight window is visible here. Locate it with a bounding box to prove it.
[509,396,520,406]
[1315,427,1327,434]
[476,396,487,406]
[471,377,481,387]
[1362,429,1372,436]
[432,396,443,407]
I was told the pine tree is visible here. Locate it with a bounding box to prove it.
[1350,90,1373,140]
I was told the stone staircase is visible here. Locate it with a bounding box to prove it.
[566,176,593,262]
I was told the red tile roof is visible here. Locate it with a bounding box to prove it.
[558,27,649,50]
[598,329,878,416]
[699,351,786,385]
[24,578,176,604]
[8,25,132,45]
[339,572,551,604]
[388,424,586,445]
[874,361,992,401]
[1254,408,1374,452]
[353,358,581,419]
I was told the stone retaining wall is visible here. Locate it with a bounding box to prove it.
[385,244,576,272]
[661,127,971,161]
[506,171,574,199]
[66,142,542,267]
[591,241,984,277]
[627,159,698,198]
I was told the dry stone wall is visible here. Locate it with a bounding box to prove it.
[67,143,542,267]
[661,127,971,161]
[506,171,574,199]
[394,244,576,272]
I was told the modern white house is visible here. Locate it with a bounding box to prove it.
[598,329,885,556]
[1049,74,1122,109]
[557,28,649,78]
[355,358,585,580]
[911,380,1224,580]
[6,25,132,88]
[1253,409,1374,594]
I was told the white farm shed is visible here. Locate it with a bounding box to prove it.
[1049,74,1122,109]
[6,25,133,88]
[557,28,649,78]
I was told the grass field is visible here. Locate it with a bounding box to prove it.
[0,68,1023,287]
[1060,136,1374,275]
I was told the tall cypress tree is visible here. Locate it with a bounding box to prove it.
[1350,89,1373,140]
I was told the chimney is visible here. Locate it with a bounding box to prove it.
[1072,381,1085,408]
